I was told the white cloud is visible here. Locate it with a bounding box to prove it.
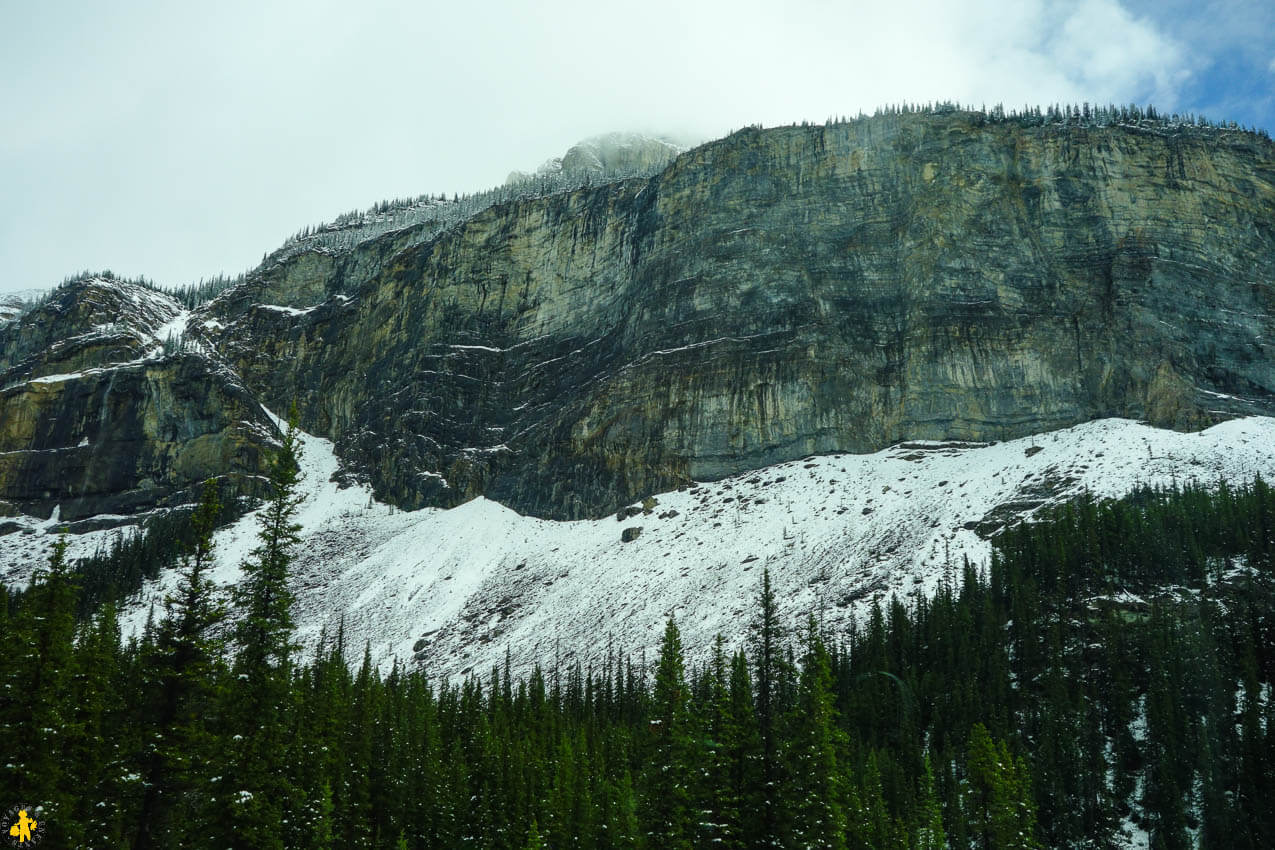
[1053,0,1190,105]
[0,0,1193,293]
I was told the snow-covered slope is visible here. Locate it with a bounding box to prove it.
[6,416,1275,679]
[0,289,45,324]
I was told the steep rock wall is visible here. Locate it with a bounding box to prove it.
[198,113,1275,519]
[0,279,275,521]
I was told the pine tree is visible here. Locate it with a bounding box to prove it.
[233,417,304,673]
[0,537,79,843]
[913,755,947,850]
[133,479,226,849]
[310,780,336,850]
[219,414,306,849]
[599,765,642,850]
[341,643,379,847]
[1142,611,1191,850]
[644,616,695,850]
[523,818,546,850]
[751,568,791,848]
[847,752,902,850]
[71,603,129,848]
[964,724,1040,850]
[723,647,762,848]
[697,634,747,849]
[789,616,847,850]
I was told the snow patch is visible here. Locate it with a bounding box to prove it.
[152,309,190,348]
[258,304,316,317]
[66,416,1270,682]
[5,413,1275,685]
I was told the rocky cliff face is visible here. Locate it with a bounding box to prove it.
[0,278,274,524]
[4,112,1274,523]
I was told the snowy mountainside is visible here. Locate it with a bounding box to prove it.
[14,415,1257,680]
[507,132,686,184]
[0,300,23,325]
[2,276,186,371]
[0,289,45,324]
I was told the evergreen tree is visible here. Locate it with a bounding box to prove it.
[964,724,1040,850]
[913,755,947,850]
[789,616,847,850]
[1,469,1273,848]
[133,480,227,849]
[751,568,790,848]
[697,634,748,849]
[0,537,79,843]
[644,616,695,850]
[523,818,546,850]
[847,752,904,850]
[219,414,306,849]
[233,416,304,672]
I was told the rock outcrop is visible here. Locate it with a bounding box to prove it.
[3,112,1274,522]
[0,277,274,521]
[507,132,686,185]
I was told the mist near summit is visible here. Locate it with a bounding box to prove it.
[2,0,1271,295]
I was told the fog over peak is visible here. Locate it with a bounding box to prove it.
[3,0,1271,295]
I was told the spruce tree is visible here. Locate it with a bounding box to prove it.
[914,755,947,850]
[964,724,1040,850]
[234,416,304,672]
[644,616,695,850]
[751,568,790,848]
[724,647,762,848]
[134,479,226,849]
[789,616,847,850]
[698,634,747,849]
[0,537,79,843]
[220,414,306,850]
[71,603,129,848]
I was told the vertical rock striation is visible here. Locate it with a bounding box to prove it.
[4,113,1274,522]
[201,113,1275,519]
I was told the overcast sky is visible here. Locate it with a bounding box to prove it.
[2,0,1272,295]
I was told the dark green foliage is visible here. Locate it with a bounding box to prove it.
[218,414,306,850]
[71,477,246,618]
[3,479,1275,847]
[751,566,793,848]
[0,538,79,843]
[133,480,227,849]
[964,724,1039,850]
[232,417,304,672]
[643,617,695,849]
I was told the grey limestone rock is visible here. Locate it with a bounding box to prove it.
[200,113,1275,520]
[5,113,1274,523]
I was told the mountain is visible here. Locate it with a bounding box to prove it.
[7,106,1275,850]
[3,408,1274,680]
[201,112,1275,523]
[7,110,1274,526]
[1,108,1274,667]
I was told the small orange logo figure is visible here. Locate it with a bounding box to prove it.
[7,810,36,844]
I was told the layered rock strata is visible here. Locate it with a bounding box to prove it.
[3,113,1273,521]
